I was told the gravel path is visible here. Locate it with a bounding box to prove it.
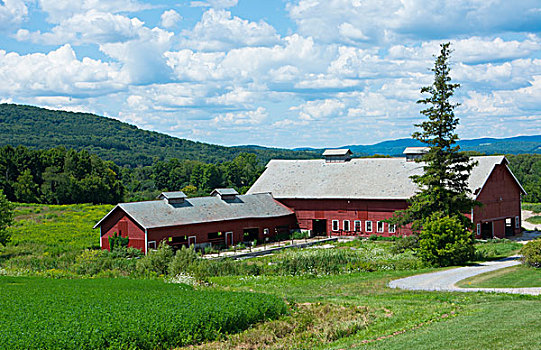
[389,256,541,296]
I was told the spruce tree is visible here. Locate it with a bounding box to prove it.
[392,42,478,234]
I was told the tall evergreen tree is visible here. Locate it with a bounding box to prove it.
[392,43,478,232]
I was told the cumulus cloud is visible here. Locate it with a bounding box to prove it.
[0,0,27,30]
[180,9,280,51]
[0,45,125,97]
[190,0,238,9]
[38,0,150,23]
[213,107,268,125]
[160,9,182,29]
[16,10,145,45]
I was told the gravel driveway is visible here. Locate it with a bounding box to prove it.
[389,256,541,296]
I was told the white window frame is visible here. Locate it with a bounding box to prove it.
[389,224,396,233]
[354,220,361,232]
[343,220,350,231]
[147,241,156,250]
[515,216,520,229]
[377,221,384,233]
[477,223,481,235]
[332,220,339,231]
[263,228,269,235]
[365,221,373,232]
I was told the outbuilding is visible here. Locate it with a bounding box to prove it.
[94,189,297,254]
[247,149,526,239]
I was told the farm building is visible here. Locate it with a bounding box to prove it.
[94,189,297,254]
[247,149,526,239]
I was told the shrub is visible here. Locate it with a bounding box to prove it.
[391,235,419,254]
[417,214,475,267]
[136,242,173,276]
[521,240,541,268]
[108,232,129,251]
[168,246,198,276]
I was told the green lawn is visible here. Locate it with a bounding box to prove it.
[457,265,541,288]
[526,216,541,225]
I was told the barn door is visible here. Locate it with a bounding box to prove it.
[188,236,196,247]
[225,232,233,247]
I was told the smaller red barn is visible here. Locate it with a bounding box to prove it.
[94,189,297,254]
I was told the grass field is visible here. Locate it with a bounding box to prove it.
[1,203,540,349]
[457,265,541,288]
[0,276,286,349]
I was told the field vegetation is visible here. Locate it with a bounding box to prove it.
[0,203,539,349]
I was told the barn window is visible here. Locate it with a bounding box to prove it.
[343,220,350,231]
[332,220,339,231]
[365,221,373,232]
[147,241,156,250]
[477,223,481,235]
[354,220,361,231]
[208,232,221,240]
[389,224,396,233]
[377,221,384,233]
[263,228,269,235]
[515,216,520,229]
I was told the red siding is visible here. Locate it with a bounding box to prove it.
[148,215,297,248]
[473,164,522,238]
[99,208,146,253]
[278,199,410,236]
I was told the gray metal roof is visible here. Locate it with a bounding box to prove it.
[210,188,239,196]
[247,156,514,200]
[157,191,187,200]
[94,193,293,229]
[322,149,352,156]
[403,147,430,154]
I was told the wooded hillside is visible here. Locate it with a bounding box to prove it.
[0,104,318,167]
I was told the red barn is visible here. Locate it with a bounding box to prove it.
[247,149,526,239]
[94,189,297,254]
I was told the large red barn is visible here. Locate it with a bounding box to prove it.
[94,189,297,254]
[247,149,526,239]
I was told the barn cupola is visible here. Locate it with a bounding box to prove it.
[211,188,239,201]
[157,191,187,205]
[403,147,430,162]
[323,149,352,163]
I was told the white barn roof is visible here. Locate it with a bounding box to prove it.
[247,156,514,200]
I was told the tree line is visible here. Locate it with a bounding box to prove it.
[0,145,264,204]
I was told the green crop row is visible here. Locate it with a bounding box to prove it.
[0,276,286,349]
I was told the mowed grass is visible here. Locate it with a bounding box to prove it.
[526,215,541,225]
[189,271,541,350]
[457,265,541,288]
[0,276,286,350]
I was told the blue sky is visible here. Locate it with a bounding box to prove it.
[1,0,540,148]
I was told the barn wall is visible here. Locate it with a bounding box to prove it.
[278,199,410,236]
[473,164,522,238]
[148,214,298,249]
[100,208,146,253]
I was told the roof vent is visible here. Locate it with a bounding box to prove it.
[403,147,430,162]
[157,191,187,205]
[211,188,239,200]
[323,149,352,163]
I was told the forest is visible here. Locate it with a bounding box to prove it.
[0,104,318,167]
[0,145,539,205]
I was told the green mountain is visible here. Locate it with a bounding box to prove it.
[0,104,318,167]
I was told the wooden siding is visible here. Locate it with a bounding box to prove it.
[473,164,522,238]
[100,208,146,252]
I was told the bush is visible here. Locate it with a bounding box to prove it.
[136,242,173,276]
[168,246,198,276]
[391,235,419,254]
[417,214,475,267]
[521,240,541,268]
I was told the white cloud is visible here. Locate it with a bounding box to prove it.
[181,9,280,51]
[0,0,27,30]
[0,45,125,97]
[213,107,268,125]
[38,0,150,23]
[16,10,145,45]
[160,9,182,29]
[293,99,346,120]
[190,0,238,9]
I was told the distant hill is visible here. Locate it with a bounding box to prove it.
[0,104,318,167]
[295,135,541,156]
